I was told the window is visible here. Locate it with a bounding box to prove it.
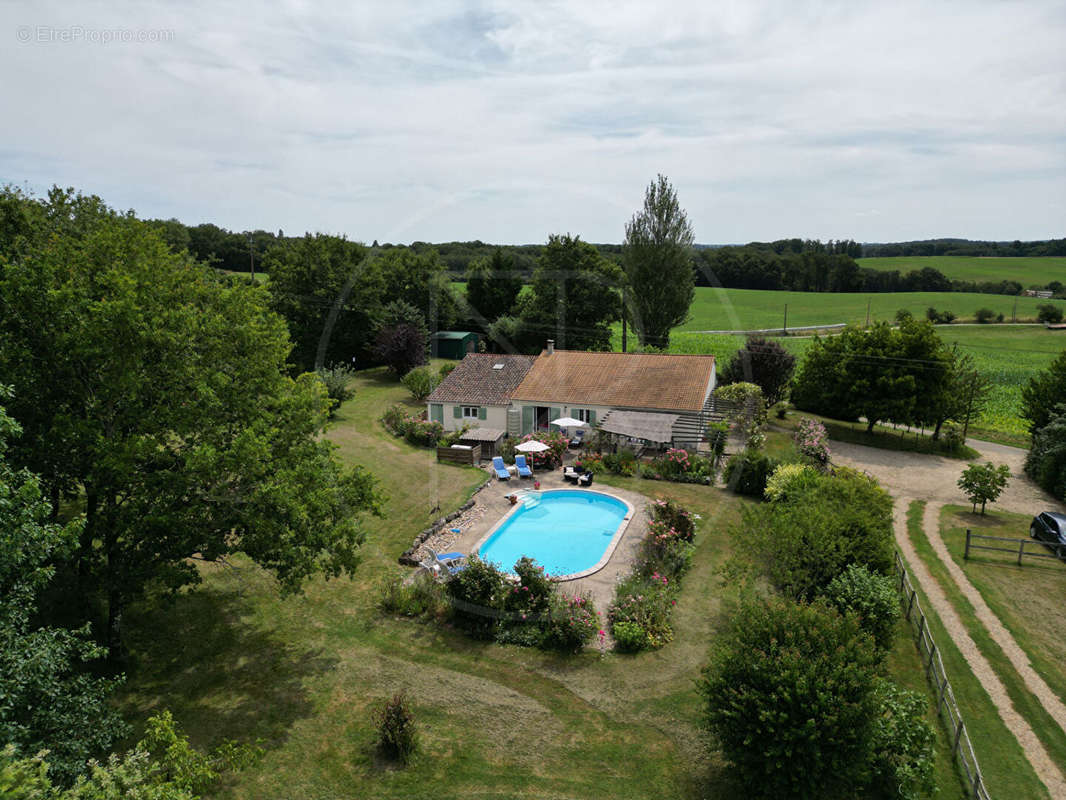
[462,406,480,419]
[575,408,593,423]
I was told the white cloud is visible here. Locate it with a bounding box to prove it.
[1,0,1063,243]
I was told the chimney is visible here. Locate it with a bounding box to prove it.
[546,339,554,355]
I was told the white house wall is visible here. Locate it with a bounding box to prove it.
[427,403,510,433]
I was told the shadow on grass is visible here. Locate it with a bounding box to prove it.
[118,583,338,752]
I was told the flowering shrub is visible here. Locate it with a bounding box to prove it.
[794,417,831,468]
[380,405,445,448]
[650,498,696,541]
[519,430,569,468]
[644,452,715,484]
[574,453,605,473]
[542,592,600,653]
[608,573,675,651]
[405,418,444,448]
[504,557,553,615]
[445,555,506,639]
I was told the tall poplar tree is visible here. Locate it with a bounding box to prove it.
[622,175,695,348]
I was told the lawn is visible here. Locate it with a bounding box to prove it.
[114,367,970,799]
[938,506,1066,710]
[905,501,1062,799]
[856,256,1066,288]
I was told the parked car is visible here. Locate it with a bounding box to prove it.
[1030,512,1066,559]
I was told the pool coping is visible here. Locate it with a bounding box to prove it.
[472,488,636,582]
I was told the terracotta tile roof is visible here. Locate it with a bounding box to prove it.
[512,350,715,412]
[427,354,536,405]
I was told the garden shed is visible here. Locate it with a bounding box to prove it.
[457,426,506,459]
[431,331,479,359]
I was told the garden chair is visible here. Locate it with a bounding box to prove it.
[427,547,466,576]
[576,471,594,487]
[514,454,533,478]
[491,456,511,480]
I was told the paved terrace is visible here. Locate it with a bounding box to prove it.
[416,462,653,610]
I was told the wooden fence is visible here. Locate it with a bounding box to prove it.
[436,444,481,465]
[964,529,1064,565]
[893,551,991,800]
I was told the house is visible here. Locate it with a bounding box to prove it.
[426,353,536,432]
[426,341,716,448]
[430,331,480,359]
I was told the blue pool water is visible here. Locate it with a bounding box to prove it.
[477,490,630,578]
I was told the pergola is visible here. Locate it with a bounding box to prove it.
[597,410,679,448]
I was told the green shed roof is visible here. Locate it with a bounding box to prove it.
[430,331,477,340]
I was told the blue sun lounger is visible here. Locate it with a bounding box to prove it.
[514,454,533,478]
[492,456,511,480]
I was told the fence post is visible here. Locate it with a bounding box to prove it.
[1018,538,1025,566]
[916,611,926,645]
[964,529,970,559]
[926,643,937,675]
[953,718,964,756]
[906,589,917,621]
[972,772,983,799]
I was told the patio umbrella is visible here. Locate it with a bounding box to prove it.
[549,416,586,428]
[514,440,551,452]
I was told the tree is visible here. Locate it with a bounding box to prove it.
[792,320,951,433]
[1025,404,1066,500]
[718,336,796,405]
[0,206,382,655]
[465,248,522,324]
[699,597,882,799]
[520,234,621,352]
[0,391,127,784]
[957,462,1010,514]
[1021,349,1066,434]
[622,174,695,348]
[377,247,459,333]
[0,710,259,798]
[1037,304,1063,324]
[926,350,990,441]
[373,324,428,376]
[264,234,380,372]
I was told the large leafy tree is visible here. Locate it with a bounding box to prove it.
[263,234,380,372]
[0,201,381,654]
[465,248,522,324]
[699,597,882,798]
[377,246,459,334]
[622,174,695,348]
[718,336,796,405]
[1022,349,1066,434]
[792,320,952,433]
[520,234,621,352]
[0,391,127,784]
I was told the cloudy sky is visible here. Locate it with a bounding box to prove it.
[3,1,1064,244]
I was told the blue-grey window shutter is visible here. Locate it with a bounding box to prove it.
[478,407,487,420]
[453,405,462,419]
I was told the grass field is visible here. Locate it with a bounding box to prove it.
[857,256,1066,288]
[939,506,1066,709]
[114,368,970,799]
[676,287,1065,331]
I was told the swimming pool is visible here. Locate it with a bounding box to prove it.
[475,489,633,581]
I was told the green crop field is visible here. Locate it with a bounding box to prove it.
[856,256,1066,287]
[677,288,1064,331]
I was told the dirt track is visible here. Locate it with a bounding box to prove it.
[824,433,1066,797]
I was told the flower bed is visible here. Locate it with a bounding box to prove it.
[381,404,470,449]
[607,498,696,652]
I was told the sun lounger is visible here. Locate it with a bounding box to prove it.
[514,454,533,478]
[492,456,511,480]
[427,547,466,576]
